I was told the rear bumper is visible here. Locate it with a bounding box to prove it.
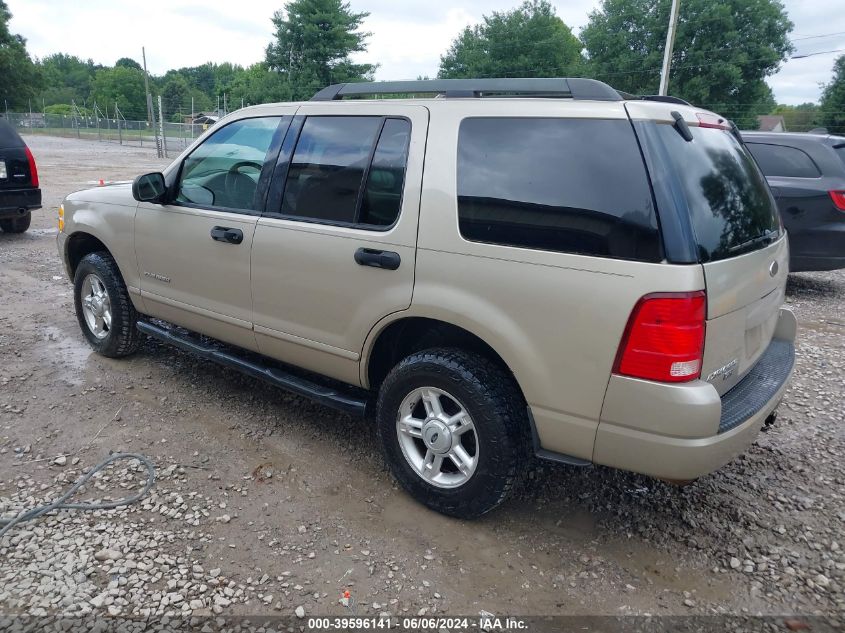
[0,188,41,217]
[593,308,797,481]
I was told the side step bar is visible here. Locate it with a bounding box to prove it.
[137,321,369,417]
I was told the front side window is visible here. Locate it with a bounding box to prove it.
[457,117,661,262]
[745,142,821,178]
[176,117,281,211]
[280,116,411,227]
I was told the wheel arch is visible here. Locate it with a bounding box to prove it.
[65,231,110,278]
[363,315,528,404]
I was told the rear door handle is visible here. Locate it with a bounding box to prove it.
[354,248,400,270]
[210,226,244,244]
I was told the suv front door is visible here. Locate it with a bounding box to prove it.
[135,113,291,351]
[251,103,428,385]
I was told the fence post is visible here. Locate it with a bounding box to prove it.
[116,103,122,145]
[158,95,168,159]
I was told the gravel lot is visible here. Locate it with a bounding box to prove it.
[0,135,843,627]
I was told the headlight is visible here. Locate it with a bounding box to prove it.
[58,204,64,232]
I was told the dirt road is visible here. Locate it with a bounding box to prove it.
[1,135,843,623]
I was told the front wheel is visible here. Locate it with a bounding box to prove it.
[376,349,527,518]
[0,212,31,233]
[73,252,141,357]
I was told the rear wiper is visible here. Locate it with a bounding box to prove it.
[727,229,777,254]
[670,111,694,142]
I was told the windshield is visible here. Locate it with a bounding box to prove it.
[655,124,781,262]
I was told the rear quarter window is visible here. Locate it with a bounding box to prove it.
[456,117,661,262]
[745,142,821,178]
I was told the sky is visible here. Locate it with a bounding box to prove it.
[7,0,845,105]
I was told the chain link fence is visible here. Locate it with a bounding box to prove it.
[1,112,215,157]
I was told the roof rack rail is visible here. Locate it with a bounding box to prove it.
[311,78,623,102]
[616,92,692,106]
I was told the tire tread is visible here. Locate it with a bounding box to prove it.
[377,348,527,518]
[74,252,141,357]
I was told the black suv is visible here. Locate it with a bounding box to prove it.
[0,117,41,233]
[742,131,845,272]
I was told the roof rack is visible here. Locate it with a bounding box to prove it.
[639,94,692,106]
[616,92,692,106]
[311,78,623,102]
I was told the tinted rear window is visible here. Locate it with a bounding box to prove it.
[457,118,661,262]
[655,125,780,262]
[745,142,821,178]
[0,118,24,148]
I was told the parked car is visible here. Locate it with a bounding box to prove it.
[0,117,41,233]
[741,131,845,272]
[57,78,796,518]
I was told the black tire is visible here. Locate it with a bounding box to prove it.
[0,212,31,233]
[376,348,527,518]
[73,252,142,357]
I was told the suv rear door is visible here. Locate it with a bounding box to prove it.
[629,104,788,395]
[0,119,39,203]
[250,103,428,386]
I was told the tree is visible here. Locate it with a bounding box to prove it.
[0,0,41,109]
[820,55,845,135]
[161,74,191,118]
[44,103,91,116]
[581,0,793,128]
[229,62,288,107]
[115,57,142,71]
[771,102,822,133]
[40,53,100,108]
[266,0,375,101]
[92,66,146,119]
[212,62,243,98]
[438,0,583,79]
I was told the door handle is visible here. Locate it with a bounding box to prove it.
[210,226,244,244]
[354,248,401,270]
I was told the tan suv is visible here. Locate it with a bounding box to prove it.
[57,78,797,518]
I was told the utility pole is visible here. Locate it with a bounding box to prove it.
[142,47,162,158]
[142,47,154,127]
[658,0,681,96]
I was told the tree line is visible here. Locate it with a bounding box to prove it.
[1,0,843,132]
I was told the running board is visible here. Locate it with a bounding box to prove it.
[136,321,369,417]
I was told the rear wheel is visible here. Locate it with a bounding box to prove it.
[376,348,527,518]
[74,252,141,357]
[0,212,31,233]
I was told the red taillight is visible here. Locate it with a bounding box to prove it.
[614,291,706,383]
[696,112,729,130]
[24,146,39,188]
[830,190,845,211]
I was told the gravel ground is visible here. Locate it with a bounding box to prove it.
[0,135,843,627]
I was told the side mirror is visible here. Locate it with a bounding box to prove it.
[132,172,167,203]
